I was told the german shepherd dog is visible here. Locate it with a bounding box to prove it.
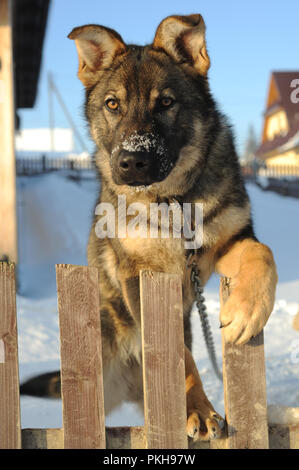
[21,14,277,442]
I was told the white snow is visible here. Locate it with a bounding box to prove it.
[121,132,167,156]
[16,175,299,429]
[15,128,74,153]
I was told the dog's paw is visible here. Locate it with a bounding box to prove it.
[186,410,224,441]
[220,285,272,345]
[219,242,277,346]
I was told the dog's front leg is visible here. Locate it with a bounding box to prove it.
[118,264,224,440]
[215,238,278,345]
[119,273,141,324]
[185,346,223,441]
[116,256,185,323]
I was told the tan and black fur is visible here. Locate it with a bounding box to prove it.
[21,14,277,442]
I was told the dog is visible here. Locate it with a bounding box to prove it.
[21,14,277,442]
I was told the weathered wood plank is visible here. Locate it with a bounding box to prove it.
[220,277,269,449]
[0,0,18,263]
[56,264,106,449]
[22,428,64,450]
[21,426,205,450]
[105,426,146,450]
[0,262,21,449]
[21,423,299,449]
[269,424,299,449]
[140,271,187,449]
[21,427,146,450]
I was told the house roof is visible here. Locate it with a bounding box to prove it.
[13,0,51,109]
[256,71,299,159]
[272,71,299,124]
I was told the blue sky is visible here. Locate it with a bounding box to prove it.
[19,0,299,155]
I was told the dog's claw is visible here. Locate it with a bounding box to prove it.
[205,417,222,440]
[212,412,225,430]
[187,412,200,439]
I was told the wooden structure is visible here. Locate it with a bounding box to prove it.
[0,262,298,449]
[0,0,18,263]
[256,71,299,167]
[0,0,50,263]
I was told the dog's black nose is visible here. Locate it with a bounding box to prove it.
[117,151,151,184]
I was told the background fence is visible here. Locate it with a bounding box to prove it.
[1,262,299,449]
[15,156,299,200]
[242,163,299,179]
[242,163,299,198]
[16,156,94,175]
[16,157,299,199]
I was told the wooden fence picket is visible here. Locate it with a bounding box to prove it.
[219,277,269,449]
[140,270,188,449]
[0,262,21,449]
[56,264,106,449]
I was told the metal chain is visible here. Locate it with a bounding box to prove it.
[189,259,223,382]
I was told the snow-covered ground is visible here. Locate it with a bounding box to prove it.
[16,172,299,429]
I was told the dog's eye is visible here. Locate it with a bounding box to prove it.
[160,97,174,108]
[105,99,119,111]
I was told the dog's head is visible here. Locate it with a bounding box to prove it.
[68,15,215,196]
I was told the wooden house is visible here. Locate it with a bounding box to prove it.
[256,71,299,167]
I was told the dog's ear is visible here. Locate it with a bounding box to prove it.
[152,14,210,76]
[68,24,127,87]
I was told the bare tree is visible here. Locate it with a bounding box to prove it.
[242,124,258,164]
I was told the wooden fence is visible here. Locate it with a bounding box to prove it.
[16,156,94,176]
[242,163,299,198]
[0,262,298,449]
[242,163,299,180]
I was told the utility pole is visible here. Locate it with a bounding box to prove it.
[48,72,88,153]
[48,72,55,152]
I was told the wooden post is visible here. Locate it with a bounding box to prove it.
[140,271,188,449]
[56,264,106,449]
[220,277,269,449]
[0,0,18,263]
[0,262,21,449]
